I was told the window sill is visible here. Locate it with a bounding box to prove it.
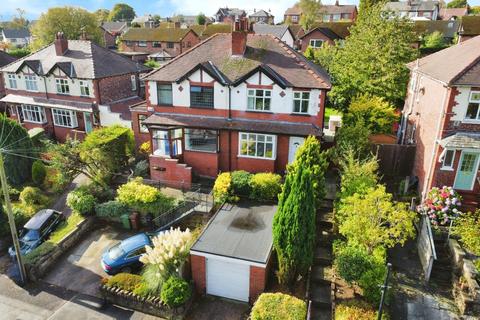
[237,154,276,161]
[440,167,454,172]
[245,109,273,114]
[23,120,47,125]
[290,112,311,116]
[185,148,218,154]
[462,119,480,124]
[53,124,78,129]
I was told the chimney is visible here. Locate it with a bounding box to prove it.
[174,21,181,29]
[55,32,68,56]
[231,17,248,56]
[335,0,340,6]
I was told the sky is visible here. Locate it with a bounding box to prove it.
[1,0,480,23]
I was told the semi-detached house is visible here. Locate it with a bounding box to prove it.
[0,32,150,142]
[131,20,331,189]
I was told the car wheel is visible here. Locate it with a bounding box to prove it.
[120,266,132,273]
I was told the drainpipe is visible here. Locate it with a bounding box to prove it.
[400,61,419,145]
[228,86,232,172]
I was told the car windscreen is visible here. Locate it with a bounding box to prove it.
[22,229,40,242]
[108,243,126,260]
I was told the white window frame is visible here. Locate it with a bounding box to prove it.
[332,14,341,21]
[131,75,137,91]
[138,40,147,47]
[247,89,272,112]
[55,78,70,95]
[238,132,277,160]
[21,105,46,124]
[291,15,298,22]
[7,74,17,89]
[441,149,456,171]
[293,91,310,114]
[25,75,38,92]
[138,114,149,133]
[52,108,78,128]
[464,91,480,122]
[79,80,90,96]
[309,39,324,48]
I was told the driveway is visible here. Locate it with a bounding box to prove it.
[43,225,134,297]
[186,296,250,320]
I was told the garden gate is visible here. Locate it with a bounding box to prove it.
[417,214,437,282]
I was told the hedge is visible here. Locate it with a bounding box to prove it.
[251,293,307,320]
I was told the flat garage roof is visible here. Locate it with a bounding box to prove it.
[191,202,276,265]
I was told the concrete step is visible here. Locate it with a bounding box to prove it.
[314,247,332,265]
[311,265,330,283]
[309,284,332,307]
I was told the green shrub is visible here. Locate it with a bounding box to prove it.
[23,242,56,265]
[32,160,47,186]
[107,273,142,292]
[116,178,175,216]
[358,263,387,304]
[133,160,149,178]
[452,210,480,256]
[19,187,46,206]
[95,201,130,219]
[231,170,252,196]
[335,245,374,284]
[132,281,150,297]
[251,293,307,320]
[213,172,233,203]
[249,173,282,201]
[160,277,191,307]
[66,187,96,215]
[336,300,389,320]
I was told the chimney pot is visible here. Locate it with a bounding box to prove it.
[54,32,69,56]
[231,17,249,56]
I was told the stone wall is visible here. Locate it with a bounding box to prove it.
[26,218,94,281]
[100,284,193,319]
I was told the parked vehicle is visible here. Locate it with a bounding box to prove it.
[101,232,157,275]
[8,209,64,258]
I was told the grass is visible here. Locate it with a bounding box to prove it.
[48,212,85,243]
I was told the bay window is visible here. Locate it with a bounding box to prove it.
[7,74,17,88]
[55,78,70,94]
[25,75,38,91]
[247,89,271,111]
[157,84,173,105]
[185,129,218,153]
[293,91,310,114]
[152,129,182,157]
[21,105,46,123]
[239,132,276,159]
[190,86,214,108]
[465,91,480,121]
[52,108,78,128]
[138,114,149,133]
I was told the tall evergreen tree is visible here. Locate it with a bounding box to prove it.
[273,166,316,287]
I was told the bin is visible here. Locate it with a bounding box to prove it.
[120,214,131,230]
[129,212,140,230]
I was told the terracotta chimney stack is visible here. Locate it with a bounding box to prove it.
[55,32,68,56]
[231,17,249,56]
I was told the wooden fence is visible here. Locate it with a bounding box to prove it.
[372,144,416,177]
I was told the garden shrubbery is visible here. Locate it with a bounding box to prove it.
[249,173,282,201]
[335,300,389,320]
[20,187,47,206]
[160,277,191,307]
[66,186,96,216]
[452,210,480,256]
[107,273,143,292]
[250,293,307,320]
[32,160,47,186]
[95,201,130,219]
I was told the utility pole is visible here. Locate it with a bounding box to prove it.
[377,263,392,320]
[0,151,27,284]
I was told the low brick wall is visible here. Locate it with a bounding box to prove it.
[448,239,480,316]
[100,284,193,319]
[26,217,95,281]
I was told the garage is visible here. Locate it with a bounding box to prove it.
[190,202,276,303]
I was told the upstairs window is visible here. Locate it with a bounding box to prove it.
[309,39,324,48]
[25,75,38,91]
[323,14,330,21]
[157,84,173,105]
[52,108,78,128]
[80,80,90,96]
[138,40,147,47]
[55,78,70,94]
[291,15,299,22]
[239,132,276,159]
[247,89,271,111]
[293,91,310,114]
[131,75,137,91]
[22,105,46,123]
[332,14,341,21]
[465,91,480,121]
[7,74,17,89]
[152,41,161,48]
[190,86,214,108]
[167,42,174,49]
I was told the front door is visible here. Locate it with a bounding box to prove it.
[84,112,93,134]
[454,152,480,190]
[288,137,305,163]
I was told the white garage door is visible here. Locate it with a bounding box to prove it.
[206,257,250,302]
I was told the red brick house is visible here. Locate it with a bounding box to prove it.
[131,20,331,189]
[100,22,128,49]
[215,8,247,24]
[319,1,358,22]
[299,27,342,52]
[0,33,149,142]
[399,36,480,209]
[0,51,16,110]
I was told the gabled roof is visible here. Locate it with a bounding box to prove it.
[121,27,194,42]
[289,24,305,39]
[285,5,303,16]
[232,64,288,89]
[407,35,480,86]
[320,4,357,15]
[46,62,77,78]
[143,33,331,89]
[1,40,149,79]
[2,28,30,39]
[460,16,480,36]
[252,24,291,40]
[176,61,229,85]
[439,7,468,20]
[309,21,353,39]
[249,10,274,18]
[384,0,440,12]
[101,21,128,34]
[301,27,342,41]
[216,8,246,18]
[0,51,16,68]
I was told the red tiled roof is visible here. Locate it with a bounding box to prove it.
[439,8,468,20]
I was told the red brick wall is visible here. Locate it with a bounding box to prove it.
[97,74,139,104]
[102,30,116,48]
[300,30,336,52]
[190,254,206,295]
[149,155,192,189]
[249,266,267,304]
[183,151,219,178]
[131,111,151,147]
[181,31,201,52]
[120,31,200,57]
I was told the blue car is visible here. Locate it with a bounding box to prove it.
[8,209,64,258]
[101,233,154,275]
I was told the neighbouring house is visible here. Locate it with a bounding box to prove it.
[1,28,31,48]
[0,32,150,142]
[119,27,201,61]
[190,24,233,41]
[215,8,247,23]
[299,27,342,52]
[100,21,128,48]
[190,202,275,303]
[130,19,331,189]
[0,51,16,112]
[289,24,306,44]
[249,9,275,25]
[384,0,440,20]
[458,16,480,43]
[309,21,353,39]
[170,15,213,26]
[131,15,158,28]
[252,24,295,48]
[438,7,468,21]
[399,35,480,210]
[284,4,303,24]
[413,20,461,45]
[319,1,358,22]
